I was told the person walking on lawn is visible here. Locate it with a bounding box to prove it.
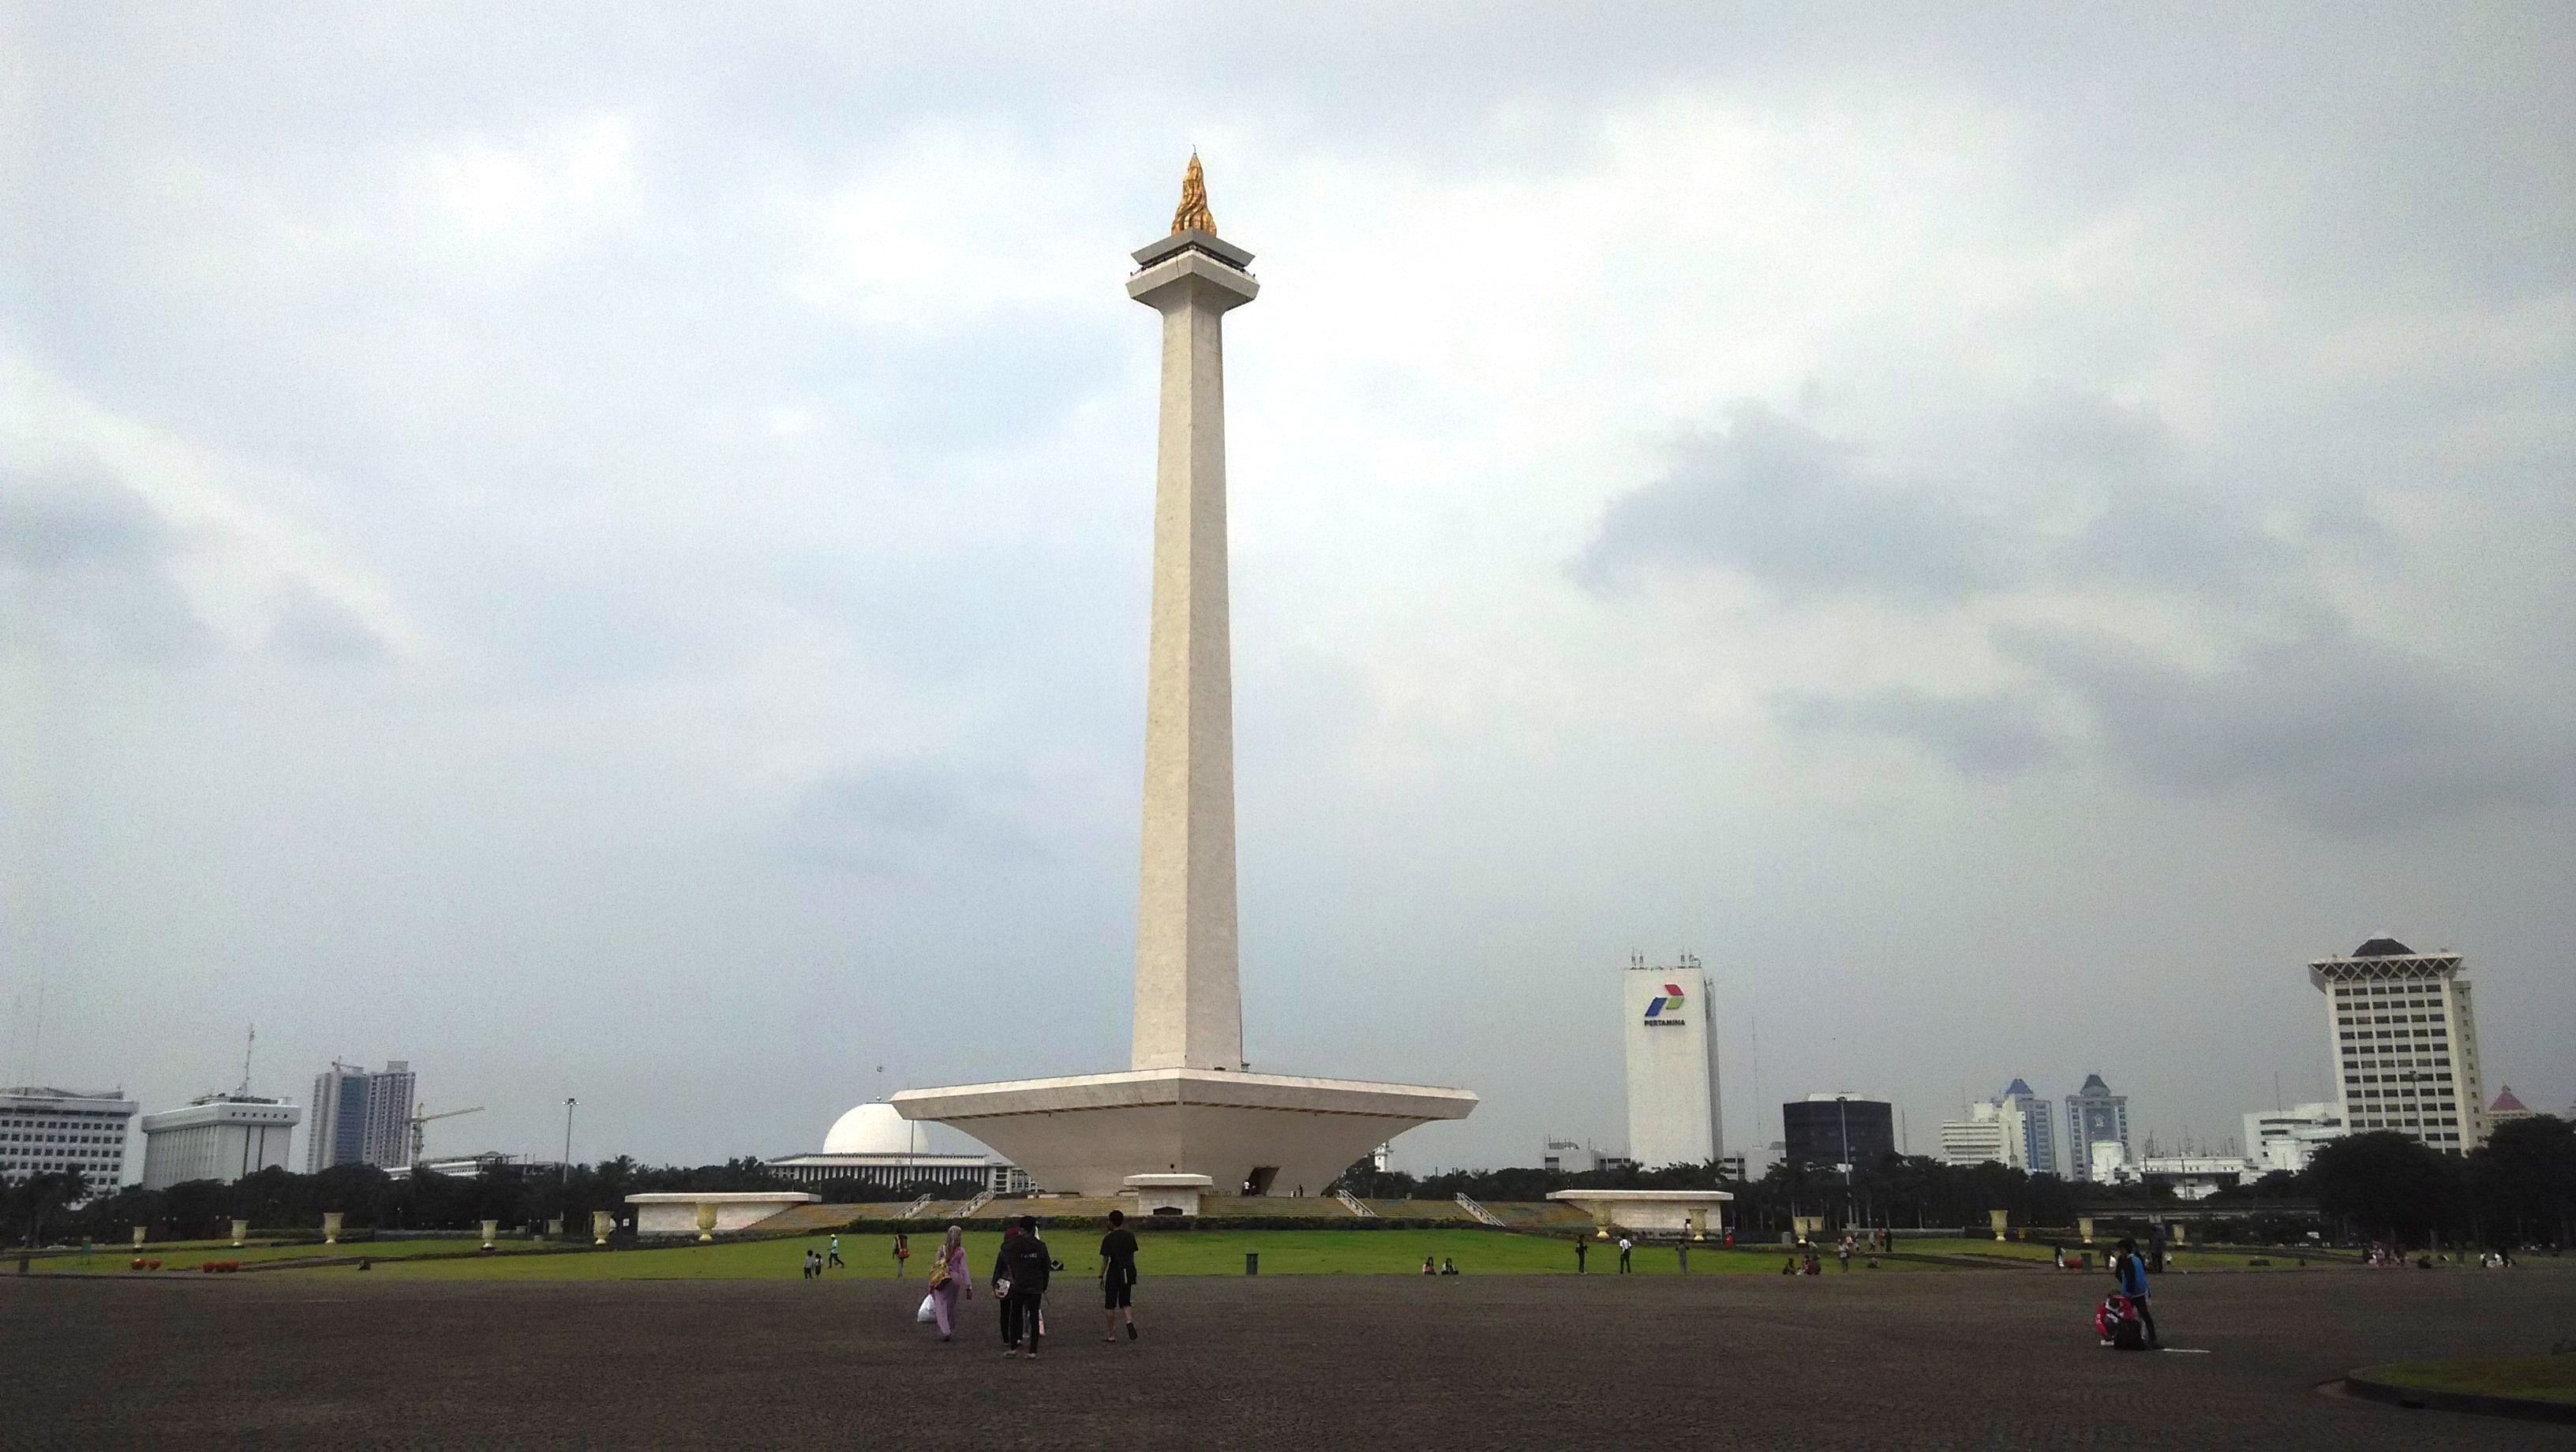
[1099,1210,1140,1342]
[927,1224,970,1342]
[994,1216,1051,1358]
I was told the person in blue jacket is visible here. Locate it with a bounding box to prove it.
[2114,1237,2160,1347]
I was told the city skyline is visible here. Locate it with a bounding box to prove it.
[6,9,2568,1175]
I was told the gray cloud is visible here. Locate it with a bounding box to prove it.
[0,461,214,663]
[1997,623,2570,835]
[1574,395,2319,609]
[1571,402,2021,602]
[1777,688,2057,777]
[781,762,1043,879]
[264,579,387,663]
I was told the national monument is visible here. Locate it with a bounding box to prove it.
[893,159,1478,1201]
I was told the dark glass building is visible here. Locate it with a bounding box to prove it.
[1781,1095,1896,1173]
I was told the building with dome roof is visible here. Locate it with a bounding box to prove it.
[765,1102,1027,1196]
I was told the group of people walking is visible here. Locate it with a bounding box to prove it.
[916,1211,1143,1358]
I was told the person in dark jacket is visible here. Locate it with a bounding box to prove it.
[994,1216,1051,1358]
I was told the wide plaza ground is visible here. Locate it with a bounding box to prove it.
[9,1261,2571,1449]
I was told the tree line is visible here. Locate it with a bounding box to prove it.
[6,1154,985,1247]
[1339,1115,2574,1249]
[13,1116,2565,1249]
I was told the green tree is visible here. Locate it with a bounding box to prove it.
[2307,1132,2461,1248]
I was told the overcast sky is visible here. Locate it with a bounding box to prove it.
[5,6,2569,1180]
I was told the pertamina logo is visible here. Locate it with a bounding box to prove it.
[1643,982,1687,1025]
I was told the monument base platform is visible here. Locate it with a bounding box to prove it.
[892,1068,1477,1198]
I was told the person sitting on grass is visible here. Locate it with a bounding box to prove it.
[1439,1258,1459,1276]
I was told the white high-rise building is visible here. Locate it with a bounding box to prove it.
[0,1086,139,1185]
[1623,956,1720,1170]
[1939,1101,2009,1166]
[1942,1084,2057,1173]
[139,1093,303,1189]
[2312,938,2487,1152]
[1999,1079,2057,1176]
[2243,1102,2346,1174]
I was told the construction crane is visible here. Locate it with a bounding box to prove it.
[406,1105,484,1166]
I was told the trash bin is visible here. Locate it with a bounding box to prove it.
[1245,1252,1259,1275]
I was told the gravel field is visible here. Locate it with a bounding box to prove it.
[6,1265,2572,1449]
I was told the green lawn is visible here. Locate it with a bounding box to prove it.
[290,1229,1953,1282]
[2359,1356,2576,1405]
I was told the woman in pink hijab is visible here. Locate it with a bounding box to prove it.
[927,1224,971,1342]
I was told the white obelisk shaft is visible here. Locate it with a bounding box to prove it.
[1127,227,1257,1072]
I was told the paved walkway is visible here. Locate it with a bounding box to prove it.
[7,1267,2571,1448]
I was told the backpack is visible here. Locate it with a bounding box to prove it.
[1004,1237,1051,1294]
[2096,1293,2145,1350]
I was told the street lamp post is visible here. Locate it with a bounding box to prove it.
[562,1098,577,1190]
[1837,1095,1855,1230]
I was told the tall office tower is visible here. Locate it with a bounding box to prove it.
[1999,1079,2058,1176]
[1623,956,1721,1169]
[0,1086,140,1185]
[2312,938,2487,1152]
[307,1061,418,1171]
[2064,1073,2130,1182]
[361,1061,416,1166]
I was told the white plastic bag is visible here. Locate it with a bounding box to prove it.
[915,1293,938,1325]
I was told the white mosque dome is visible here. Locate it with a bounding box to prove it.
[822,1101,923,1156]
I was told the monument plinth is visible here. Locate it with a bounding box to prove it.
[895,156,1476,1197]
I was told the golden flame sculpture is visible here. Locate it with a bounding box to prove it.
[1170,152,1215,234]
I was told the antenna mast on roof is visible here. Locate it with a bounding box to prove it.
[239,1024,256,1096]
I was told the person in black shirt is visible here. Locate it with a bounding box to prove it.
[1099,1209,1140,1342]
[994,1216,1051,1358]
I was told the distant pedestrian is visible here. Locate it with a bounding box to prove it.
[1617,1236,1633,1273]
[1838,1237,1852,1273]
[994,1224,1020,1343]
[994,1216,1050,1358]
[894,1232,910,1275]
[1677,1240,1689,1275]
[827,1234,844,1269]
[802,1248,819,1280]
[925,1224,970,1341]
[1575,1237,1589,1274]
[1099,1210,1140,1342]
[2114,1238,2160,1348]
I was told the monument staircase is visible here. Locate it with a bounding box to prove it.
[951,1188,998,1218]
[1332,1188,1379,1218]
[897,1194,934,1220]
[1453,1193,1507,1227]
